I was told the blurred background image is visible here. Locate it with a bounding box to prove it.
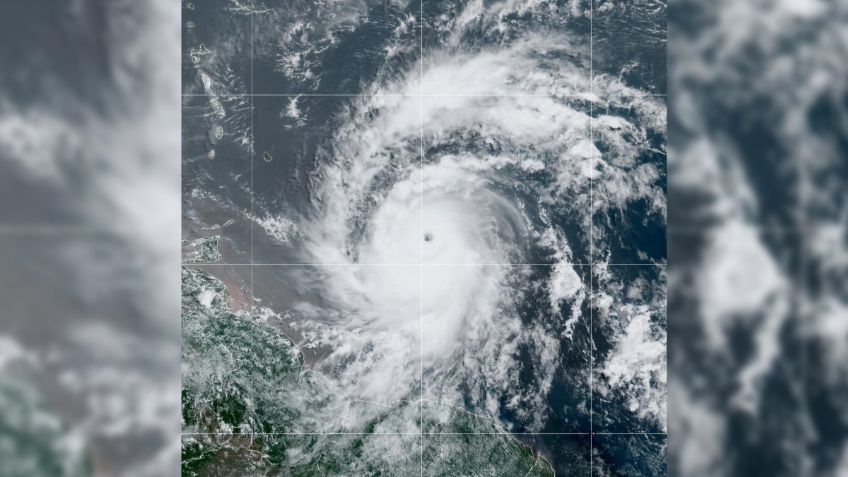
[0,1,181,475]
[668,0,848,475]
[0,0,845,476]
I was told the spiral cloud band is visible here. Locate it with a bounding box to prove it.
[182,0,666,473]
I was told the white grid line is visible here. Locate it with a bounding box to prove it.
[250,13,255,319]
[589,0,594,474]
[419,1,425,474]
[182,3,668,475]
[182,262,665,267]
[183,93,667,98]
[181,432,666,436]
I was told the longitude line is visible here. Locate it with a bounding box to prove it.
[419,1,425,476]
[218,6,653,477]
[589,1,594,475]
[250,13,255,309]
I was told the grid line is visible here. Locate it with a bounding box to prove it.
[181,432,666,436]
[183,93,668,98]
[250,12,255,319]
[589,0,594,474]
[182,262,665,267]
[183,4,667,475]
[419,2,424,475]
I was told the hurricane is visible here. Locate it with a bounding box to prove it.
[182,0,667,474]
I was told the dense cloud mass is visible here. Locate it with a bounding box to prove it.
[32,0,848,475]
[3,0,848,475]
[182,0,665,474]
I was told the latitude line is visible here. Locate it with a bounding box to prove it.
[182,263,665,267]
[180,432,666,436]
[183,5,669,475]
[182,93,668,98]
